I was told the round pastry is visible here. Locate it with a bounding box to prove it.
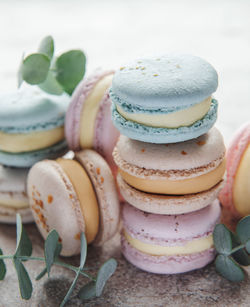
[113,127,226,213]
[27,149,120,256]
[110,54,218,143]
[65,70,120,172]
[219,122,250,217]
[0,166,33,224]
[0,87,69,167]
[121,201,221,274]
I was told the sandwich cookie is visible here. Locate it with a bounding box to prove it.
[0,86,69,167]
[65,70,120,172]
[0,166,33,224]
[121,201,221,274]
[27,149,120,256]
[110,54,218,143]
[219,122,250,217]
[114,128,226,213]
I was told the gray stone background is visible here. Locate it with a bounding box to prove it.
[0,0,250,306]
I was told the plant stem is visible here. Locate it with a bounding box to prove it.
[60,269,81,307]
[230,244,246,255]
[0,255,13,259]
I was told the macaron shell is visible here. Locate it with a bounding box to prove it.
[27,160,85,256]
[0,140,68,168]
[75,149,120,246]
[112,99,218,144]
[0,86,70,133]
[111,54,218,109]
[65,70,114,151]
[122,200,220,246]
[219,122,250,217]
[93,91,120,172]
[0,206,33,224]
[117,173,224,215]
[121,235,215,274]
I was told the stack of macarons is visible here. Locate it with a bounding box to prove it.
[110,54,226,274]
[0,86,70,223]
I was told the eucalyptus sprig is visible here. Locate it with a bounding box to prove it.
[213,215,250,282]
[0,214,117,306]
[18,35,86,95]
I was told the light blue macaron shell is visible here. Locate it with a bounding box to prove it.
[0,140,68,168]
[112,99,218,144]
[111,54,218,112]
[0,87,70,133]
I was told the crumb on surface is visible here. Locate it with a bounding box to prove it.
[181,150,187,155]
[48,195,53,204]
[141,148,145,153]
[196,140,206,146]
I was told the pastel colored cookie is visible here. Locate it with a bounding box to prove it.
[121,200,221,274]
[65,70,120,171]
[27,149,120,256]
[219,122,250,217]
[110,54,218,143]
[0,86,70,153]
[0,140,68,168]
[0,166,33,224]
[113,127,226,196]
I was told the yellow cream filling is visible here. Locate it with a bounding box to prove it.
[117,97,211,128]
[233,144,250,216]
[57,158,99,244]
[124,231,213,256]
[79,74,113,148]
[0,126,64,153]
[119,159,226,195]
[0,199,28,209]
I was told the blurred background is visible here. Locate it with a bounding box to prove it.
[0,0,250,142]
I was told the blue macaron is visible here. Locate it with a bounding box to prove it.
[110,54,218,143]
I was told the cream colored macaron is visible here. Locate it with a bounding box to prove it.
[27,149,120,256]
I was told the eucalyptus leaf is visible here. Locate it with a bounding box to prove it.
[55,50,86,95]
[213,224,232,255]
[0,248,6,280]
[78,281,96,300]
[38,36,54,59]
[80,232,87,270]
[231,232,250,266]
[215,254,245,282]
[15,214,32,259]
[21,53,50,84]
[45,230,60,276]
[38,71,64,95]
[236,216,250,243]
[35,267,47,281]
[13,258,33,300]
[246,240,250,254]
[96,258,117,297]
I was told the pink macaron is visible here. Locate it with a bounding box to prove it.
[121,201,221,274]
[65,70,120,172]
[219,122,250,218]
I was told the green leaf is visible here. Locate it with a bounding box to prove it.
[236,216,250,243]
[55,50,86,95]
[213,224,232,255]
[231,232,250,266]
[215,254,245,282]
[246,240,250,253]
[80,232,87,270]
[45,230,60,277]
[15,214,32,259]
[38,71,64,95]
[0,248,6,280]
[96,258,117,297]
[78,281,96,300]
[38,36,54,59]
[35,267,47,281]
[60,270,81,307]
[13,258,33,300]
[21,53,50,85]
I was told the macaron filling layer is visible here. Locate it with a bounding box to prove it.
[0,198,28,209]
[0,126,64,153]
[233,144,250,216]
[57,158,99,243]
[116,97,211,128]
[119,158,226,195]
[79,74,113,148]
[124,230,213,256]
